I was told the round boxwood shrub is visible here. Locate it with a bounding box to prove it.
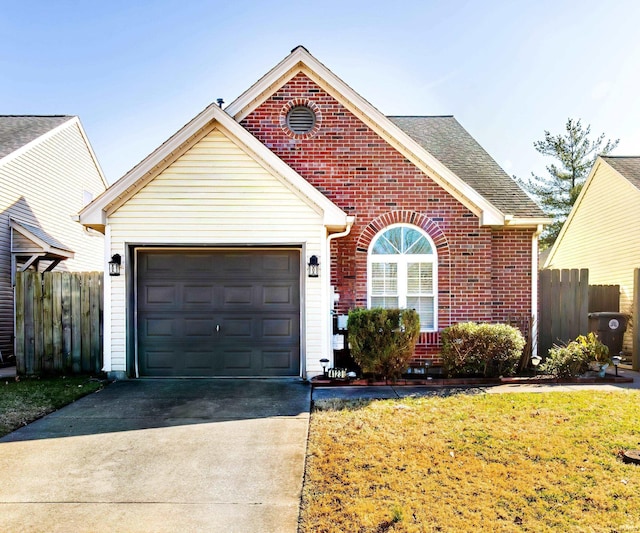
[347,308,420,381]
[441,322,526,378]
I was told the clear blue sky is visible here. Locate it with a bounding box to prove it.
[3,1,638,186]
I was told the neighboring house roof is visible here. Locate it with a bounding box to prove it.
[601,156,640,189]
[0,116,72,160]
[227,46,550,227]
[389,116,546,218]
[79,102,350,233]
[0,115,109,189]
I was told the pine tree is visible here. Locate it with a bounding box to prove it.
[519,118,618,249]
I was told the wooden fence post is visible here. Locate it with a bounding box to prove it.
[633,269,640,371]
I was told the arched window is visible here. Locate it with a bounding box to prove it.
[368,224,437,331]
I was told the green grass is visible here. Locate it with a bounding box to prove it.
[0,375,106,437]
[301,391,640,532]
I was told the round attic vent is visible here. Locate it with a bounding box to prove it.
[286,106,316,134]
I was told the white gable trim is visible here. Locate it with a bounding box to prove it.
[226,47,508,226]
[544,157,604,268]
[79,103,348,232]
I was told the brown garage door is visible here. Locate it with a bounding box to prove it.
[137,249,300,377]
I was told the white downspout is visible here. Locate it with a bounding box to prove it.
[531,224,543,357]
[326,216,355,367]
[102,224,112,373]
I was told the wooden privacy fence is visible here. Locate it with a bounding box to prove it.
[539,269,589,357]
[15,271,103,375]
[538,268,620,356]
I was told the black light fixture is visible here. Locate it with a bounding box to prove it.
[612,355,622,376]
[308,255,319,278]
[108,254,121,276]
[320,358,329,377]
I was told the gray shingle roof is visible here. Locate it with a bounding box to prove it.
[388,116,546,218]
[0,116,72,160]
[602,156,640,189]
[11,219,74,254]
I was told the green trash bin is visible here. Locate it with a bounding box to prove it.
[588,312,628,356]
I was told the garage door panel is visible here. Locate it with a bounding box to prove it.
[145,318,175,337]
[184,351,216,371]
[184,318,215,337]
[262,318,293,338]
[183,284,215,304]
[263,253,294,273]
[223,286,254,305]
[145,284,177,305]
[222,317,253,337]
[222,350,252,370]
[143,350,175,370]
[262,285,294,305]
[137,249,300,377]
[262,350,295,369]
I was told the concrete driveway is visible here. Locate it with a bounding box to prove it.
[0,379,310,533]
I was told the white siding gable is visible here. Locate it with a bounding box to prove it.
[107,126,329,375]
[0,118,106,358]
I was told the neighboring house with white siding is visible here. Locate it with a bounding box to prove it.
[80,47,547,380]
[545,155,640,355]
[0,116,107,363]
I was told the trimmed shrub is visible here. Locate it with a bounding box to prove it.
[347,308,420,380]
[441,322,526,378]
[541,333,609,378]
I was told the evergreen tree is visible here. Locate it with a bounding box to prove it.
[519,118,618,249]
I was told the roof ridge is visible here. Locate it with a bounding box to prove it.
[602,155,640,159]
[387,115,455,118]
[0,115,73,118]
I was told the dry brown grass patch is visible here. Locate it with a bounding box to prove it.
[300,391,640,532]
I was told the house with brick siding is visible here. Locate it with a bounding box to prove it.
[80,46,548,379]
[0,116,107,365]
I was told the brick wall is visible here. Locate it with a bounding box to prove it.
[241,73,534,360]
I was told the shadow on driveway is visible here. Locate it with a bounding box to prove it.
[0,379,310,533]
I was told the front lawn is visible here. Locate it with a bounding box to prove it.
[0,375,106,437]
[300,391,640,532]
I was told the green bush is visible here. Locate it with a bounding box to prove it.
[347,308,420,380]
[441,322,526,378]
[541,333,609,378]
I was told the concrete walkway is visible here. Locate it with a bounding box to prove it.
[0,379,310,533]
[312,367,640,401]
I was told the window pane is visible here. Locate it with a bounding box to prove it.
[405,233,433,254]
[407,263,433,293]
[407,296,434,329]
[372,236,399,254]
[371,296,399,309]
[371,263,397,294]
[372,227,403,254]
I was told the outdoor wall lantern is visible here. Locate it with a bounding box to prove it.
[308,255,319,278]
[612,355,622,376]
[108,254,121,276]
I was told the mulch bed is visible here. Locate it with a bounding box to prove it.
[311,374,634,387]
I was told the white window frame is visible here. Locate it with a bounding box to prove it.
[367,223,438,332]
